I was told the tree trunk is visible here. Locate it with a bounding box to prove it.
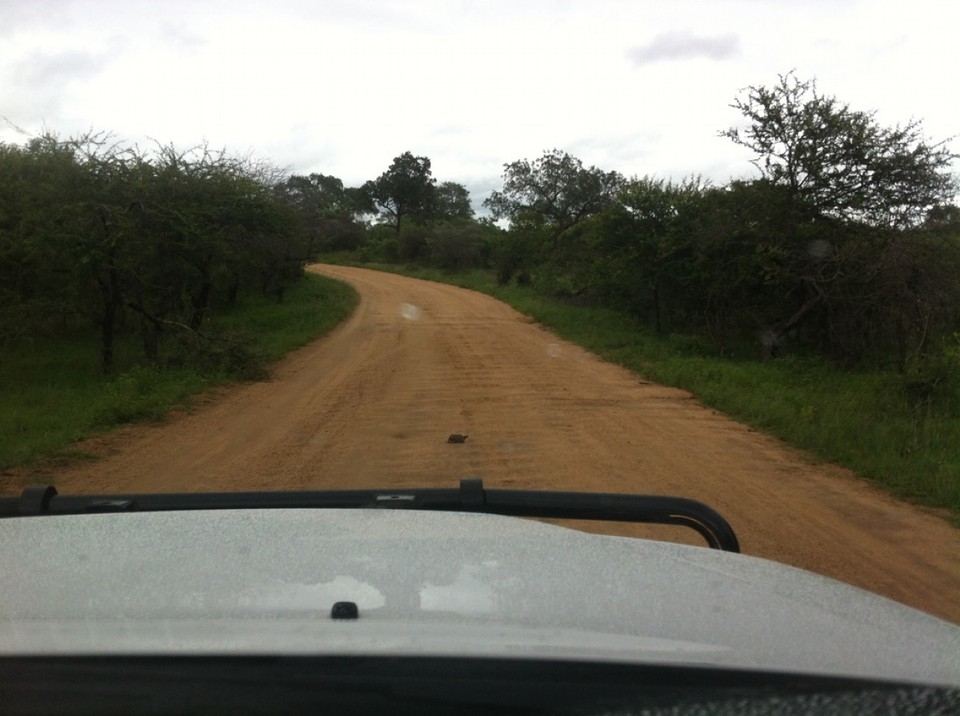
[895,315,907,374]
[142,319,159,361]
[653,278,663,334]
[98,268,122,374]
[226,271,240,305]
[127,301,165,362]
[190,279,212,331]
[760,288,823,361]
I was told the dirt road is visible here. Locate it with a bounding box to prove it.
[37,264,960,622]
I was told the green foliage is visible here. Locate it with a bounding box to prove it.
[214,271,358,362]
[425,219,499,272]
[396,224,430,261]
[363,151,437,232]
[590,176,710,331]
[331,77,960,511]
[902,334,960,416]
[488,228,539,285]
[423,222,477,271]
[95,365,192,425]
[715,73,959,364]
[155,324,267,381]
[465,76,960,369]
[0,274,357,470]
[722,71,957,229]
[635,354,960,511]
[273,173,371,255]
[0,334,211,469]
[434,181,474,220]
[357,224,401,263]
[0,131,305,374]
[485,149,623,237]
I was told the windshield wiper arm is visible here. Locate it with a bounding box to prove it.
[0,480,740,552]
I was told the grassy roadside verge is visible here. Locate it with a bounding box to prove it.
[0,273,358,471]
[342,261,960,519]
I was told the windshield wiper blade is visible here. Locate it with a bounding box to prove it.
[0,480,740,552]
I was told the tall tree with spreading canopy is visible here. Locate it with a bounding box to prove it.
[722,71,956,229]
[721,73,958,362]
[434,181,474,220]
[483,150,623,286]
[484,149,623,236]
[363,151,436,232]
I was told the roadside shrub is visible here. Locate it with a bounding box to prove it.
[427,221,485,271]
[162,326,267,381]
[359,225,400,263]
[903,336,960,417]
[397,224,429,261]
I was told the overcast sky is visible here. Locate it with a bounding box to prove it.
[2,0,957,207]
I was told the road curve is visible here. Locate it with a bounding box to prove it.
[39,264,960,622]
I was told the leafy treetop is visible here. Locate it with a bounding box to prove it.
[484,149,623,235]
[722,71,957,229]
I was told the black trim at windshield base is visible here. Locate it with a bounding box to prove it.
[2,656,956,716]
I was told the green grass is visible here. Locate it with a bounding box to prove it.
[630,357,960,512]
[0,274,358,470]
[341,260,960,517]
[213,275,357,362]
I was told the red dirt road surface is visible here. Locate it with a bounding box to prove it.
[34,265,960,623]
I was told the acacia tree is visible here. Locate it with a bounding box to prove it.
[61,133,148,372]
[363,151,436,232]
[722,73,959,362]
[722,71,956,230]
[0,136,86,333]
[484,149,623,236]
[0,131,305,372]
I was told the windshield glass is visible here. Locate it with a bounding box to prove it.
[1,0,958,698]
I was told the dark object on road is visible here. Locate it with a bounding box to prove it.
[447,434,468,443]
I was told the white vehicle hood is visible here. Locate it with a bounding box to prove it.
[2,508,958,687]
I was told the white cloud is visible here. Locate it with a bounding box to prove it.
[628,32,739,65]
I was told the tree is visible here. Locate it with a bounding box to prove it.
[363,151,436,232]
[484,149,623,237]
[59,133,146,372]
[0,136,85,333]
[720,73,959,363]
[0,129,305,374]
[275,173,373,222]
[434,181,474,220]
[593,177,708,332]
[684,181,799,355]
[275,173,372,255]
[140,144,271,329]
[722,71,956,230]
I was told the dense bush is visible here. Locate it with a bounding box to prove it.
[0,132,308,373]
